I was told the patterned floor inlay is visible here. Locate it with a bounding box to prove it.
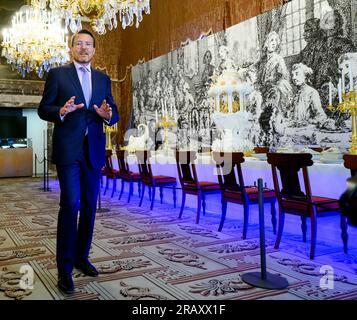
[0,177,356,300]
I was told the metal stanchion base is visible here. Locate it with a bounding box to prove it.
[241,272,289,290]
[97,195,110,212]
[97,190,110,213]
[37,188,52,192]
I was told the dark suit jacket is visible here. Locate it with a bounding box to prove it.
[38,63,119,169]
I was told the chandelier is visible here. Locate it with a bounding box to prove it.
[1,5,69,78]
[31,0,151,35]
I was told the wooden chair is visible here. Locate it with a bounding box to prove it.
[176,151,221,224]
[212,152,277,237]
[267,153,340,259]
[136,150,177,210]
[101,149,118,196]
[116,150,142,203]
[341,154,357,253]
[343,154,357,177]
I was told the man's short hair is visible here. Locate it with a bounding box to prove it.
[71,29,96,48]
[292,63,313,77]
[304,18,320,32]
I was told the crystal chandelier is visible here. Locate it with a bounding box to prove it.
[1,5,69,78]
[31,0,151,35]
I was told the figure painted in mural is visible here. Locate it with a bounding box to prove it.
[143,70,155,112]
[176,79,188,130]
[311,10,356,126]
[244,66,263,146]
[147,83,156,112]
[257,31,292,103]
[161,69,170,96]
[146,119,157,150]
[300,18,324,86]
[166,84,176,117]
[315,10,356,91]
[175,63,184,83]
[245,67,263,117]
[132,88,139,126]
[218,45,234,74]
[154,70,165,114]
[201,50,215,89]
[256,31,292,146]
[197,49,216,104]
[38,29,119,293]
[191,108,200,132]
[290,63,334,130]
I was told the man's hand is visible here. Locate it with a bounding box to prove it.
[59,96,84,117]
[94,99,112,121]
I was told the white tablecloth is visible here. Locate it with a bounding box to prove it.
[111,153,351,212]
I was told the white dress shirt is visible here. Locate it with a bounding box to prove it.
[73,60,92,99]
[60,62,110,124]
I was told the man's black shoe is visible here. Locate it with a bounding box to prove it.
[58,274,74,293]
[75,260,99,277]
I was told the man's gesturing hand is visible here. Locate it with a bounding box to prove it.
[94,99,112,121]
[60,96,84,117]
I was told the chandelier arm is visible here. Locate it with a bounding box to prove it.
[33,0,151,34]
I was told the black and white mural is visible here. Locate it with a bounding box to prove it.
[131,0,357,151]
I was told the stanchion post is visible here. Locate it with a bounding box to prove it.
[97,176,110,213]
[45,157,51,192]
[35,154,37,177]
[241,178,289,289]
[38,129,51,192]
[258,178,267,280]
[43,155,46,191]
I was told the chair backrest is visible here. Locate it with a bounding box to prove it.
[212,152,245,192]
[116,149,130,174]
[343,154,357,177]
[136,150,153,183]
[175,151,198,188]
[267,153,313,201]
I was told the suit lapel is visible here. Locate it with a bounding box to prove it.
[67,63,86,107]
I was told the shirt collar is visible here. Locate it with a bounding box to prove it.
[73,60,91,73]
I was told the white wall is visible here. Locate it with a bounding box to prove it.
[22,109,48,175]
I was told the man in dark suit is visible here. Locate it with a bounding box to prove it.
[38,29,119,293]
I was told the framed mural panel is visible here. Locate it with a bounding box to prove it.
[132,0,357,151]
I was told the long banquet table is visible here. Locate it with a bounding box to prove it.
[111,152,351,216]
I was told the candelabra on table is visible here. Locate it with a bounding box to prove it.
[156,114,177,152]
[104,123,118,151]
[328,90,357,155]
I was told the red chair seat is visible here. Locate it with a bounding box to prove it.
[119,171,141,181]
[183,181,221,191]
[103,168,119,178]
[101,167,113,175]
[153,175,177,185]
[281,196,340,213]
[224,187,276,202]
